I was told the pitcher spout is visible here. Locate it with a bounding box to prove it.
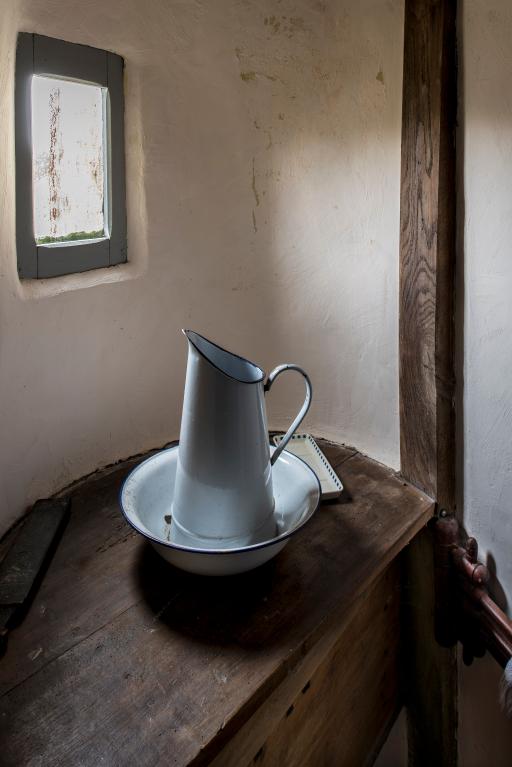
[183,329,265,384]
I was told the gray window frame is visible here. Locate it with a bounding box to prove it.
[15,33,127,279]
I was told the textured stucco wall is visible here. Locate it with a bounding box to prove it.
[0,0,403,534]
[459,0,512,763]
[462,0,512,611]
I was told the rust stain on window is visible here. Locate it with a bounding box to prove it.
[48,87,62,236]
[32,76,105,243]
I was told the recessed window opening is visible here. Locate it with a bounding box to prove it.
[32,75,108,246]
[16,33,126,279]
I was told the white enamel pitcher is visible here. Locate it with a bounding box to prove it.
[171,330,312,548]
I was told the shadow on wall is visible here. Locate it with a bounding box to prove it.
[457,0,512,764]
[456,0,511,620]
[137,0,403,463]
[459,651,512,767]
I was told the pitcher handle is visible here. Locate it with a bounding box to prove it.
[264,364,312,466]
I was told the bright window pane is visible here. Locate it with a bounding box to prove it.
[32,76,106,245]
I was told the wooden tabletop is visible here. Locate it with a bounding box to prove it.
[0,440,434,766]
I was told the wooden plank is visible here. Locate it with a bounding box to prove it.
[211,563,402,767]
[33,33,108,86]
[399,1,458,764]
[0,499,69,606]
[0,460,143,695]
[37,238,110,278]
[399,0,456,510]
[403,527,458,766]
[0,443,434,765]
[107,50,128,266]
[314,438,358,471]
[0,498,69,655]
[15,33,37,279]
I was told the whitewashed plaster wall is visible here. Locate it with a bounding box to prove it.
[462,0,512,613]
[459,0,512,763]
[0,0,403,535]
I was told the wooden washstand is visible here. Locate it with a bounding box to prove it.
[0,439,434,766]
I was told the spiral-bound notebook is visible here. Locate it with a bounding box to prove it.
[272,433,343,500]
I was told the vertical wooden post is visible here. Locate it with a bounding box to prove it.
[400,0,457,510]
[399,0,458,764]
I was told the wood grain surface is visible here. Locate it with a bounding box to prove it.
[212,563,402,767]
[399,0,456,511]
[403,526,458,767]
[398,1,458,764]
[0,440,433,766]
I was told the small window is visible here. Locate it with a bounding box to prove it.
[15,33,126,279]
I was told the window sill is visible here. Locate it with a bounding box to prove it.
[17,252,147,300]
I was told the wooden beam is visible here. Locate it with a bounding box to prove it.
[403,526,458,767]
[399,0,457,511]
[399,1,458,765]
